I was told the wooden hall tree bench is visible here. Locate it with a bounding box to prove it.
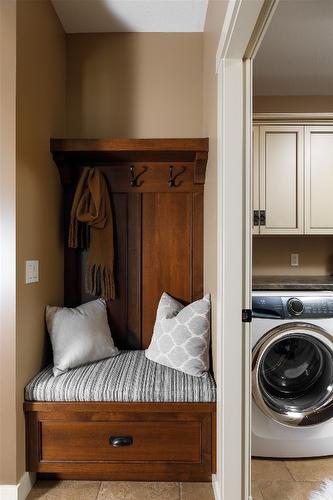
[24,138,216,481]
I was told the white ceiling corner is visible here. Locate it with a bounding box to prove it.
[51,0,209,33]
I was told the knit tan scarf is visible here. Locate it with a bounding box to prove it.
[69,167,115,300]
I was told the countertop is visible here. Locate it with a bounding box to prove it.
[252,275,333,291]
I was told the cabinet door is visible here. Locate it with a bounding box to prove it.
[259,125,304,234]
[305,126,333,234]
[252,125,260,235]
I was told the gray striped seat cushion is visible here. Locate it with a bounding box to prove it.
[25,350,216,402]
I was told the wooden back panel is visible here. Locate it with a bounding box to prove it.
[142,192,203,347]
[52,139,208,349]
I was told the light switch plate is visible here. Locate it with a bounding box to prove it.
[25,260,39,283]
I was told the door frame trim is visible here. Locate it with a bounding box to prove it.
[215,1,279,499]
[0,0,17,488]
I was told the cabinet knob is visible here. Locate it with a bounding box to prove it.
[109,436,133,447]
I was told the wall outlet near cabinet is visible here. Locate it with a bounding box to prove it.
[25,260,39,283]
[290,253,299,267]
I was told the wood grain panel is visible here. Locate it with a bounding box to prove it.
[25,402,215,481]
[24,401,215,413]
[41,421,200,462]
[57,139,207,349]
[36,470,211,482]
[127,193,142,348]
[63,169,82,307]
[51,138,208,155]
[51,137,208,151]
[192,192,203,300]
[104,194,127,348]
[142,193,193,347]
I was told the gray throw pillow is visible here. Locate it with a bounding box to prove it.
[145,293,211,377]
[46,299,119,377]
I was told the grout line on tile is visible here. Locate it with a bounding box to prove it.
[257,480,272,500]
[284,460,300,482]
[179,482,182,500]
[95,481,102,500]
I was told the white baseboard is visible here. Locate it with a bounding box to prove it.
[18,472,35,500]
[212,474,254,500]
[212,473,221,500]
[0,472,35,500]
[0,485,17,500]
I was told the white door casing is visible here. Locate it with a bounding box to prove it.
[215,1,278,499]
[0,0,17,490]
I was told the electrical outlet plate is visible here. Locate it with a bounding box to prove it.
[25,260,39,283]
[290,253,299,267]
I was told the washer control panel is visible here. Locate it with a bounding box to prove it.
[252,295,333,319]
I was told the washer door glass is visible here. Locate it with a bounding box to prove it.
[253,326,333,426]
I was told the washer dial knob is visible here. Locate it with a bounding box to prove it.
[287,298,304,316]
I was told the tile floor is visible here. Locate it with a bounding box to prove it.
[26,458,333,500]
[27,480,215,500]
[252,456,333,500]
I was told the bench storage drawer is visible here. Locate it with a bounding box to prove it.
[41,421,201,462]
[25,402,216,482]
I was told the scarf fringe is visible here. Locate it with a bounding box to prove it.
[86,264,115,301]
[68,218,78,248]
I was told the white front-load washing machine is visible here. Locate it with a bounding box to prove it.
[252,290,333,458]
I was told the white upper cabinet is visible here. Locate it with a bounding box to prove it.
[258,125,304,234]
[305,126,333,234]
[253,120,333,235]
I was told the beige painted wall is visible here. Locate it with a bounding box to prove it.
[253,95,333,277]
[16,0,66,481]
[253,236,333,276]
[0,0,17,486]
[202,0,227,372]
[66,33,203,138]
[254,95,333,113]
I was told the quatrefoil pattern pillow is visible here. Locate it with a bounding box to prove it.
[145,292,211,377]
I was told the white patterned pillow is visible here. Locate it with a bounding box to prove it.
[145,293,211,377]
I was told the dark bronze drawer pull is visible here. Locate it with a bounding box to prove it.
[109,436,133,447]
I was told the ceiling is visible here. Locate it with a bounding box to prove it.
[254,0,333,95]
[51,0,208,33]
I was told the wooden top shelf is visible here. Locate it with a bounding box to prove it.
[51,138,209,186]
[50,138,208,164]
[51,138,209,153]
